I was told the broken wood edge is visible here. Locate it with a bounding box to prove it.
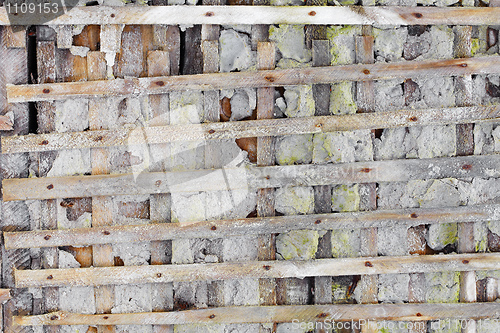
[2,154,500,201]
[12,302,500,326]
[7,56,500,103]
[3,105,500,154]
[14,252,500,288]
[0,115,13,131]
[4,203,499,249]
[0,289,11,304]
[1,6,500,26]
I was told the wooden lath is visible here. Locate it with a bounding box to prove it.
[1,6,500,26]
[7,56,500,103]
[4,203,500,249]
[14,253,500,288]
[13,303,500,326]
[3,105,500,154]
[0,289,11,304]
[0,115,13,130]
[3,154,500,201]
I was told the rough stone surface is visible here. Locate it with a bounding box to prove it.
[275,134,313,165]
[378,224,409,256]
[331,184,360,213]
[219,29,255,72]
[275,186,315,215]
[374,27,407,62]
[276,230,319,260]
[229,89,257,121]
[331,229,360,258]
[269,25,311,63]
[313,130,373,164]
[426,271,460,303]
[378,274,410,303]
[282,85,315,118]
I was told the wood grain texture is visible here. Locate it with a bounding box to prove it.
[0,114,13,130]
[3,154,500,201]
[15,253,500,288]
[4,105,500,153]
[88,49,115,333]
[8,56,500,103]
[5,203,499,249]
[14,302,500,326]
[1,6,500,26]
[0,289,11,304]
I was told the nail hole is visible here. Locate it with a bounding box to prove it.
[360,168,372,173]
[205,11,214,17]
[208,129,215,134]
[209,314,216,319]
[409,116,418,122]
[44,235,51,240]
[263,265,271,271]
[317,312,329,318]
[416,313,422,317]
[462,260,470,264]
[413,12,423,18]
[47,275,53,280]
[362,69,370,75]
[110,13,115,18]
[315,220,322,224]
[47,184,54,190]
[40,140,49,145]
[265,76,275,83]
[410,213,418,219]
[155,81,165,86]
[43,89,50,94]
[211,225,217,231]
[365,261,373,267]
[309,11,316,16]
[103,230,110,235]
[50,315,58,320]
[155,180,162,187]
[462,164,472,170]
[157,273,162,277]
[103,316,109,320]
[95,135,103,141]
[461,63,468,67]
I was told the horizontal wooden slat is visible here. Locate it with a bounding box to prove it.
[7,56,500,103]
[0,115,13,131]
[14,253,500,288]
[1,6,500,26]
[13,303,500,326]
[3,154,500,201]
[4,203,500,249]
[3,105,500,154]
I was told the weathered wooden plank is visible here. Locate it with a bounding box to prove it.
[4,154,500,201]
[5,203,499,249]
[4,105,500,154]
[7,56,500,103]
[14,253,500,288]
[13,303,500,327]
[454,23,477,333]
[3,25,26,48]
[2,6,500,26]
[87,49,115,333]
[256,42,278,311]
[0,114,13,130]
[0,289,11,304]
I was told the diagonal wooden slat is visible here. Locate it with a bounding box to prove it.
[2,105,500,154]
[3,203,500,249]
[3,154,500,201]
[1,6,500,26]
[14,253,500,288]
[13,303,500,326]
[6,56,500,103]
